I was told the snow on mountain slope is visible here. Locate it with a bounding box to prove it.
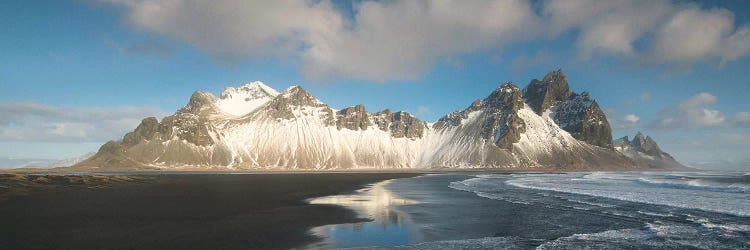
[514,107,583,160]
[216,81,279,117]
[218,86,425,169]
[222,116,425,169]
[74,69,677,171]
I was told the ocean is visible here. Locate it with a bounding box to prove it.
[308,172,750,249]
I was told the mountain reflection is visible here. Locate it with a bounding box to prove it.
[306,179,420,248]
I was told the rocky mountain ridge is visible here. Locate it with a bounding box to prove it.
[614,132,683,169]
[73,70,684,170]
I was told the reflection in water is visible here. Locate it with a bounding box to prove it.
[306,179,420,248]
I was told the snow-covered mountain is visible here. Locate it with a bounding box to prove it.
[74,70,684,171]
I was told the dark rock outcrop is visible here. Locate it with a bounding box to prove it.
[434,82,526,150]
[336,105,372,131]
[551,92,613,149]
[631,132,665,157]
[373,110,427,139]
[523,69,573,114]
[180,91,219,115]
[433,99,483,129]
[523,70,612,149]
[481,82,526,150]
[262,86,335,125]
[122,117,160,146]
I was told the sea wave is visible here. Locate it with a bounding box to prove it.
[635,177,749,193]
[490,172,750,217]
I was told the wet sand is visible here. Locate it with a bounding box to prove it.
[0,173,418,249]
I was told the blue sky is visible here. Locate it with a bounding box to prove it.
[1,0,749,170]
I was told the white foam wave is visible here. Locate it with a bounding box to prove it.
[636,177,748,193]
[504,173,750,217]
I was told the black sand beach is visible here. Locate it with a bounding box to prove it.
[0,173,418,249]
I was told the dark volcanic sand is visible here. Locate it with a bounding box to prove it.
[0,173,418,249]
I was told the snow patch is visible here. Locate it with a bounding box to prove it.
[216,81,279,117]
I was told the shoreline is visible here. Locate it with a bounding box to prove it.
[0,173,420,249]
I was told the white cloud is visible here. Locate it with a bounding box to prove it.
[543,0,750,64]
[721,25,750,64]
[104,0,540,82]
[543,0,674,58]
[605,109,640,130]
[105,0,343,60]
[0,102,166,142]
[651,7,736,64]
[302,0,541,81]
[103,0,750,82]
[650,93,727,130]
[623,114,640,124]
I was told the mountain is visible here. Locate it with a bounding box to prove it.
[73,70,683,171]
[614,132,685,169]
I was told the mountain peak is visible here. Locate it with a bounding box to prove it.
[220,81,279,100]
[373,110,427,139]
[216,81,279,117]
[633,131,646,145]
[276,85,325,106]
[523,69,573,114]
[542,69,567,83]
[180,91,219,114]
[485,82,524,112]
[336,104,371,130]
[614,132,682,169]
[614,136,630,145]
[620,132,663,157]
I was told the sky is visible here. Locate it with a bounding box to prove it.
[1,0,749,170]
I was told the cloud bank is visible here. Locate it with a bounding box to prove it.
[103,0,750,82]
[649,92,749,130]
[0,102,166,142]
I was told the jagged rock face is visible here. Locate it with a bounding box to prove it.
[261,86,335,125]
[523,69,573,114]
[373,110,426,139]
[76,70,680,171]
[336,105,372,130]
[614,132,683,169]
[122,117,159,146]
[523,71,613,149]
[551,92,613,149]
[434,83,526,150]
[631,132,665,157]
[180,91,219,115]
[123,96,218,148]
[433,99,483,129]
[159,113,215,146]
[481,83,526,149]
